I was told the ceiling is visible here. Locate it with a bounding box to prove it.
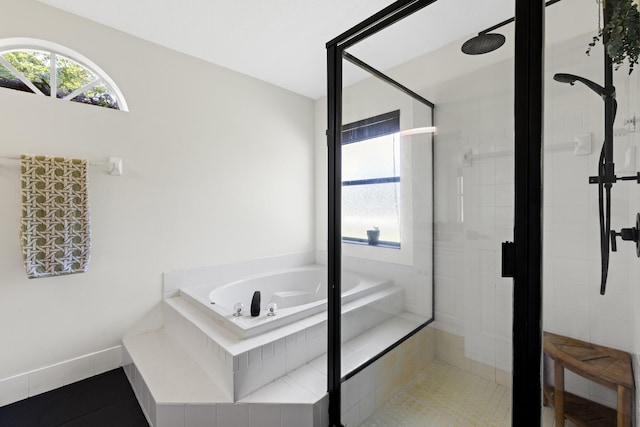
[36,0,596,100]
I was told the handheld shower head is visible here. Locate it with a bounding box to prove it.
[553,72,618,296]
[553,73,614,99]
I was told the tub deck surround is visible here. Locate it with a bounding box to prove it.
[122,330,231,405]
[179,265,392,339]
[162,252,317,299]
[122,329,324,427]
[163,283,405,401]
[122,310,430,427]
[120,256,431,426]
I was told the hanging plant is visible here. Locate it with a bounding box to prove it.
[587,0,640,74]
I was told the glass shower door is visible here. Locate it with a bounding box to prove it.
[329,2,520,425]
[339,52,434,370]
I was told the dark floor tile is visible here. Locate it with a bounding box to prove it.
[60,398,149,427]
[0,368,148,427]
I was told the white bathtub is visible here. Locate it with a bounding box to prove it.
[179,265,392,339]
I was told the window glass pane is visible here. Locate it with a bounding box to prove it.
[0,62,33,93]
[71,83,120,110]
[342,182,401,243]
[342,134,399,181]
[1,50,50,95]
[56,55,96,98]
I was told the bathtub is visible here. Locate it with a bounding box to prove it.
[179,264,392,339]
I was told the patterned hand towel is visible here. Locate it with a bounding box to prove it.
[20,155,91,278]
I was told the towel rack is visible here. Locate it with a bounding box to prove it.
[0,155,123,176]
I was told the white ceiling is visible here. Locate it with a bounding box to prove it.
[36,0,596,100]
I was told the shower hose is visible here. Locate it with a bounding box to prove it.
[597,144,611,295]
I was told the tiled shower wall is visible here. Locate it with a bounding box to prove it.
[624,46,640,424]
[429,47,515,374]
[430,32,639,410]
[543,34,640,410]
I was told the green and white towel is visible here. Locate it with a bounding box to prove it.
[20,155,91,278]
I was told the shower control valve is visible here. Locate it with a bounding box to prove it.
[589,171,640,184]
[610,213,640,257]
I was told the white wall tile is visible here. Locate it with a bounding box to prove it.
[28,363,63,397]
[149,389,157,427]
[132,365,143,403]
[588,382,617,409]
[314,396,329,427]
[261,342,275,360]
[285,334,297,349]
[157,404,186,427]
[235,366,263,400]
[123,348,133,383]
[282,404,313,427]
[249,404,281,427]
[288,366,325,398]
[248,348,261,366]
[140,376,152,421]
[438,34,637,371]
[0,374,28,407]
[217,403,249,427]
[163,269,186,298]
[94,346,123,375]
[62,356,94,386]
[341,402,360,427]
[237,352,249,372]
[359,390,375,422]
[261,351,286,385]
[589,315,632,351]
[274,338,286,356]
[185,404,216,427]
[285,341,310,372]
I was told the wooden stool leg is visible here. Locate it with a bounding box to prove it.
[617,385,630,427]
[554,361,565,426]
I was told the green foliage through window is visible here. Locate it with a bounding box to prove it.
[0,48,121,110]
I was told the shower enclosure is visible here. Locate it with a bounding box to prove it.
[326,0,640,425]
[326,0,541,425]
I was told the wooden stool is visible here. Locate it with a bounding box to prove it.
[543,332,633,427]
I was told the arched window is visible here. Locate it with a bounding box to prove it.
[0,38,128,111]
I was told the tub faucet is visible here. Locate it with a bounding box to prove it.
[250,291,261,317]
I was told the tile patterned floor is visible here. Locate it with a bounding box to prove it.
[361,360,562,427]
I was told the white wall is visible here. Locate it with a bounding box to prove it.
[0,0,315,380]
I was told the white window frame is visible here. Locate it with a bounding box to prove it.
[0,37,128,111]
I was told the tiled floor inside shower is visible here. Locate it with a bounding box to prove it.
[360,359,560,426]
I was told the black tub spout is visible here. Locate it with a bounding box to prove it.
[250,291,261,317]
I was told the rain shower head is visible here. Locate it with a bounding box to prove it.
[461,33,506,55]
[461,1,565,56]
[553,73,614,99]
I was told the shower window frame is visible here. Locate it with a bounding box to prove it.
[341,109,402,249]
[326,0,544,426]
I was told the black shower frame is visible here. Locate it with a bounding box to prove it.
[326,0,544,426]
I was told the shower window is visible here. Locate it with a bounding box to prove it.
[342,110,402,247]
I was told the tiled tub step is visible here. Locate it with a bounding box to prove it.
[123,329,325,427]
[163,286,403,401]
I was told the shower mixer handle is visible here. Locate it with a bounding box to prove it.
[617,172,640,183]
[610,213,640,257]
[589,171,640,184]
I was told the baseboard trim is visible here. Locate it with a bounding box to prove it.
[0,345,123,407]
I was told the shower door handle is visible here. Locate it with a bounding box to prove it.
[501,241,515,278]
